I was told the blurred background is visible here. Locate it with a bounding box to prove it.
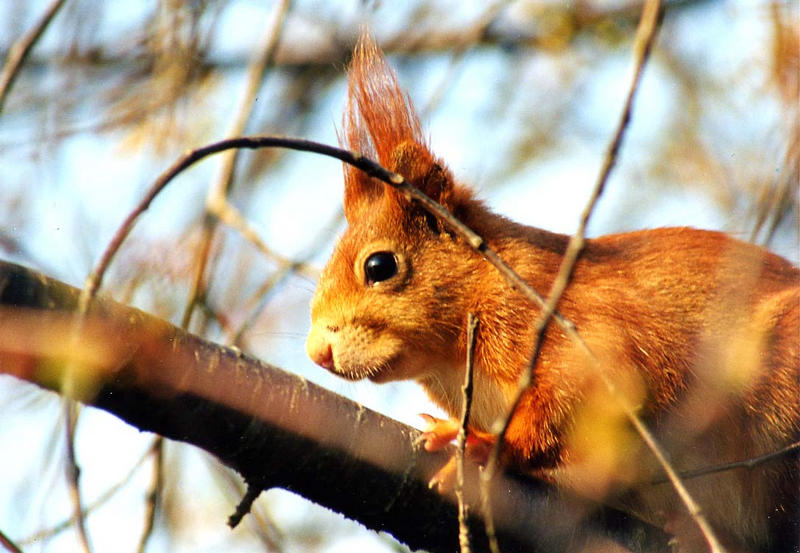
[0,0,797,552]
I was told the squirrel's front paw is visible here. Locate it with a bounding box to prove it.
[418,413,460,452]
[418,413,497,458]
[418,414,497,492]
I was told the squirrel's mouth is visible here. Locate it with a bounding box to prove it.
[327,353,404,383]
[325,357,393,382]
[329,365,379,381]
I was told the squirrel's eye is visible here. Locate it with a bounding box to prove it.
[364,251,398,285]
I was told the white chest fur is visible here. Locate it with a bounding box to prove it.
[418,361,513,433]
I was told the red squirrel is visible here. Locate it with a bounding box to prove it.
[306,34,800,552]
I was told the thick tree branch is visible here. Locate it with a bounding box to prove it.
[0,260,669,553]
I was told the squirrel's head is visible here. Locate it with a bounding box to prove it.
[306,32,474,383]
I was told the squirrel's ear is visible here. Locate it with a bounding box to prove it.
[342,31,457,221]
[389,140,457,211]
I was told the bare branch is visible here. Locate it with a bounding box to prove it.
[456,314,479,553]
[0,0,67,113]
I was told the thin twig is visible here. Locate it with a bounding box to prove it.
[547,0,662,346]
[135,437,164,553]
[228,484,263,529]
[21,444,156,545]
[480,463,500,553]
[209,462,285,551]
[208,0,290,205]
[212,200,305,269]
[548,0,663,311]
[484,1,724,551]
[227,212,337,347]
[486,0,664,437]
[483,1,668,551]
[0,0,67,113]
[186,0,291,332]
[0,528,24,553]
[63,402,92,553]
[456,314,479,553]
[652,440,800,484]
[628,414,727,553]
[182,213,216,329]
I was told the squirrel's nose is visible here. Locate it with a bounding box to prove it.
[306,329,334,370]
[313,343,334,370]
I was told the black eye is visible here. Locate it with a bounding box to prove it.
[364,252,398,285]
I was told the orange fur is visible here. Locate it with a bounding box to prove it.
[306,33,800,552]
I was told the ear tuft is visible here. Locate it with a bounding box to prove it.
[345,33,423,164]
[342,32,455,219]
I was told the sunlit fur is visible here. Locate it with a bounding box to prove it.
[307,33,800,552]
